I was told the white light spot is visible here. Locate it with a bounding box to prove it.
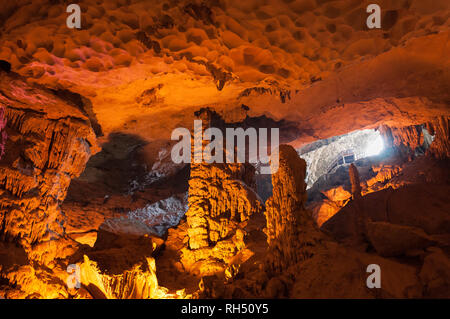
[365,134,384,156]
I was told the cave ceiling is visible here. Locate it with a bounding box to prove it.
[0,0,448,147]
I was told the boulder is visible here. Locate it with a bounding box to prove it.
[367,221,435,257]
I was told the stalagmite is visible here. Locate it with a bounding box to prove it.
[182,108,263,275]
[0,105,6,159]
[348,163,362,200]
[0,0,449,300]
[264,145,322,274]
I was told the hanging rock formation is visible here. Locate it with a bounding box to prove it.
[379,118,450,161]
[76,230,183,299]
[0,72,99,262]
[426,116,450,159]
[0,71,100,297]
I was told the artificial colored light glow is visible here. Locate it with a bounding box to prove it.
[365,134,384,156]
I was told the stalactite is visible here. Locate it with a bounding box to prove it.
[379,117,450,160]
[79,255,160,299]
[0,73,99,285]
[426,116,450,159]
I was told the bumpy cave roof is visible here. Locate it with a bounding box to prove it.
[0,0,449,148]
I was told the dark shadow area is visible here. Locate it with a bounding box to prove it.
[66,132,149,202]
[0,60,11,73]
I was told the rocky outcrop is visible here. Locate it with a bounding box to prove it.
[419,248,450,298]
[190,145,326,298]
[0,72,100,297]
[0,72,99,262]
[391,125,423,155]
[185,162,261,251]
[322,183,450,251]
[76,230,182,299]
[264,145,322,274]
[310,186,351,227]
[79,255,160,299]
[426,116,450,159]
[365,164,402,191]
[290,241,423,298]
[182,109,263,276]
[380,118,450,160]
[366,222,435,257]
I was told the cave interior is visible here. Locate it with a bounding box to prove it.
[0,0,449,299]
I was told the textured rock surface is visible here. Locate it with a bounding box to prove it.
[101,192,188,238]
[0,105,7,159]
[348,163,362,199]
[264,144,322,273]
[185,162,262,251]
[367,221,435,257]
[79,255,160,299]
[0,0,448,149]
[0,71,100,298]
[76,229,181,299]
[0,72,99,262]
[322,183,450,249]
[426,116,450,159]
[182,110,263,276]
[419,248,450,298]
[0,0,449,299]
[290,242,423,298]
[379,118,450,160]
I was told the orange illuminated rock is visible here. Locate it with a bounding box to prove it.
[264,144,322,274]
[0,0,449,300]
[0,72,99,256]
[323,186,352,202]
[426,116,450,159]
[349,163,362,200]
[76,231,169,299]
[311,199,343,227]
[79,255,160,299]
[0,71,99,297]
[181,109,263,276]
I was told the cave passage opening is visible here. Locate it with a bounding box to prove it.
[300,129,386,190]
[256,125,435,204]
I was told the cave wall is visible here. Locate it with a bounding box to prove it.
[0,0,448,299]
[379,116,450,159]
[0,71,99,266]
